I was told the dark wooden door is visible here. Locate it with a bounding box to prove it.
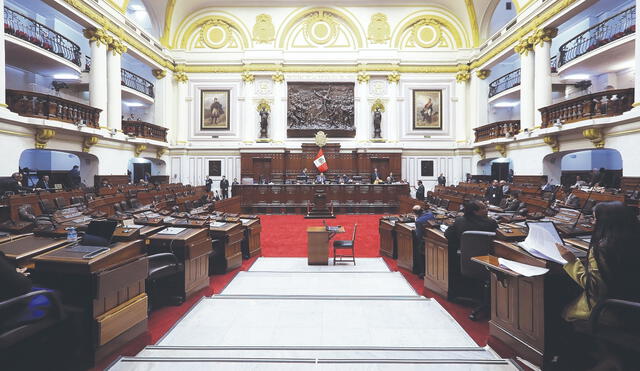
[133,163,151,183]
[253,158,272,182]
[491,162,509,181]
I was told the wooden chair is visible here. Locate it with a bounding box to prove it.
[333,223,357,265]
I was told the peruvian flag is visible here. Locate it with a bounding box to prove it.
[314,149,329,173]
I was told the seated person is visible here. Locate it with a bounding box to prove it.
[500,180,510,195]
[412,205,435,278]
[444,201,498,293]
[315,173,326,184]
[572,176,587,188]
[554,202,640,368]
[385,176,392,184]
[504,193,524,212]
[35,175,52,190]
[299,168,309,182]
[3,173,33,194]
[564,191,581,208]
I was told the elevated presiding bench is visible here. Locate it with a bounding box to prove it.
[234,184,410,214]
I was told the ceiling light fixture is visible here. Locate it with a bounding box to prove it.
[52,73,79,80]
[124,101,144,107]
[564,74,590,80]
[494,101,520,108]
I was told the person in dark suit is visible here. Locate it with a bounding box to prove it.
[315,173,326,184]
[415,180,425,201]
[66,165,81,190]
[220,176,229,199]
[437,173,446,186]
[413,205,435,277]
[300,168,309,182]
[445,201,498,295]
[205,177,213,192]
[3,173,32,193]
[370,168,380,184]
[35,175,51,190]
[231,178,239,197]
[484,180,503,206]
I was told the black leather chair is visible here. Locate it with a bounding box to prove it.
[146,253,185,310]
[460,231,495,321]
[53,197,68,209]
[586,299,640,367]
[38,199,57,214]
[333,224,357,265]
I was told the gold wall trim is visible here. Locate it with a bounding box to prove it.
[104,0,129,14]
[464,0,480,47]
[0,129,32,137]
[607,127,640,137]
[160,0,177,47]
[180,63,457,74]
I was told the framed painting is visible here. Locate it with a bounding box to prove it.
[201,90,230,130]
[413,90,442,130]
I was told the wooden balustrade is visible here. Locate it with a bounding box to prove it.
[473,120,520,142]
[6,89,101,127]
[122,120,168,142]
[539,88,634,128]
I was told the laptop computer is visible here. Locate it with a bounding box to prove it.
[323,219,341,232]
[66,220,118,258]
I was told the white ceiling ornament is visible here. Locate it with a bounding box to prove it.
[255,79,273,96]
[369,79,388,97]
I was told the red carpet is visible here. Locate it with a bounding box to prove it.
[93,215,495,370]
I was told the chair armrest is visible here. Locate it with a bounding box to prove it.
[0,290,64,321]
[590,299,640,333]
[148,252,179,265]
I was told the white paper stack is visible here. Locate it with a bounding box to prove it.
[518,222,567,264]
[498,258,549,277]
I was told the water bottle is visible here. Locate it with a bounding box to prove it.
[67,227,78,242]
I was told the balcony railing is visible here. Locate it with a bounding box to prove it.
[473,120,521,142]
[489,69,521,98]
[558,6,635,68]
[539,88,634,128]
[122,120,168,142]
[6,89,101,128]
[121,69,154,98]
[550,55,558,73]
[4,7,82,67]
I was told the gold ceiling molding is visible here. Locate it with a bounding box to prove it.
[83,28,111,45]
[241,71,255,82]
[157,147,168,158]
[176,15,249,50]
[272,71,285,83]
[160,0,176,47]
[175,63,456,74]
[470,0,579,69]
[367,13,391,44]
[474,147,485,159]
[514,37,534,55]
[463,0,480,47]
[252,14,276,43]
[278,7,364,49]
[174,71,189,83]
[108,37,127,55]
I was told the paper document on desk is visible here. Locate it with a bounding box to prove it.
[157,227,186,235]
[403,222,416,229]
[210,221,226,228]
[518,222,567,264]
[439,224,448,232]
[499,258,549,277]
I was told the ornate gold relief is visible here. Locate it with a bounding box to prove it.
[82,136,98,152]
[476,69,490,80]
[303,11,339,46]
[174,71,188,83]
[456,64,471,83]
[315,131,328,147]
[156,147,167,159]
[272,71,285,83]
[134,143,147,157]
[495,144,507,158]
[514,38,534,55]
[367,13,390,44]
[241,71,255,83]
[253,14,275,43]
[387,71,401,83]
[582,128,605,148]
[474,147,485,159]
[371,99,385,112]
[256,99,271,112]
[199,19,233,49]
[543,135,559,152]
[152,69,167,79]
[357,71,370,84]
[83,28,111,45]
[410,18,443,48]
[530,28,558,47]
[108,37,127,55]
[35,128,55,149]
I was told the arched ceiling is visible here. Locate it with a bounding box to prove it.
[111,0,526,47]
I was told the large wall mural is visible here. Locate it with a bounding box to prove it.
[287,82,355,138]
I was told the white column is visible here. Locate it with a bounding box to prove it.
[456,80,468,143]
[272,77,286,142]
[533,28,556,126]
[387,80,399,142]
[175,77,188,145]
[355,80,369,142]
[0,2,6,108]
[107,41,124,131]
[242,77,256,142]
[85,29,109,128]
[474,70,490,127]
[634,0,640,109]
[517,40,535,130]
[153,69,172,128]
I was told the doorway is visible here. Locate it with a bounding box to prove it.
[491,162,509,181]
[133,163,151,183]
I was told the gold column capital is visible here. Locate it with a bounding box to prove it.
[108,37,127,55]
[153,69,167,79]
[272,71,285,83]
[357,71,370,84]
[514,38,534,55]
[83,28,111,46]
[35,128,56,149]
[530,28,558,47]
[476,69,491,80]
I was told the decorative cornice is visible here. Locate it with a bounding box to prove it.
[241,71,255,83]
[134,143,147,157]
[35,128,55,149]
[357,71,370,84]
[82,136,99,152]
[387,71,401,83]
[514,38,534,55]
[543,135,559,152]
[108,38,127,55]
[583,128,605,148]
[473,147,485,159]
[157,147,168,159]
[152,69,167,79]
[530,27,558,47]
[174,71,188,83]
[476,69,490,80]
[83,28,111,46]
[272,71,285,83]
[455,64,471,83]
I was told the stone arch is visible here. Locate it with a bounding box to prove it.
[392,8,470,49]
[276,7,366,49]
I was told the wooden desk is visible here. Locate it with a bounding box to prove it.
[395,222,415,271]
[147,228,212,298]
[240,217,262,258]
[306,225,345,265]
[378,219,396,258]
[32,240,148,365]
[423,228,449,298]
[0,235,69,267]
[209,221,244,272]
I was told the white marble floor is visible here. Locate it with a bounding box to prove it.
[248,257,390,272]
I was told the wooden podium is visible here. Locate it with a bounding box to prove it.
[307,225,344,265]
